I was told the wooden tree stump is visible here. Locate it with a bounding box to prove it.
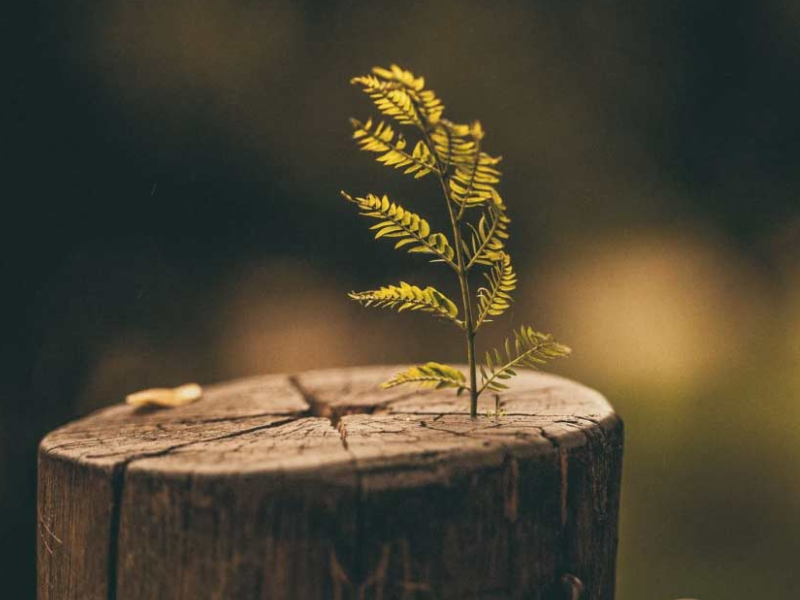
[38,366,623,600]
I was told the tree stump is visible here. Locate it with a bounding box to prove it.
[38,366,623,600]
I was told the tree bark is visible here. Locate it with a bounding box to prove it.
[37,366,623,600]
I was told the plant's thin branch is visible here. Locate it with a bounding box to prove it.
[475,279,501,330]
[456,138,481,222]
[465,205,503,271]
[402,227,459,271]
[352,119,442,176]
[478,341,548,395]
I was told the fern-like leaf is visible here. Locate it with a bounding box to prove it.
[449,149,503,206]
[464,197,511,268]
[371,64,426,92]
[348,282,461,326]
[429,120,480,168]
[382,362,467,392]
[341,191,456,267]
[480,325,571,393]
[351,74,421,126]
[368,64,445,125]
[426,119,503,208]
[476,253,517,328]
[351,118,438,178]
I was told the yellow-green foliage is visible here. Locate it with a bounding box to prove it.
[343,64,570,416]
[348,283,460,325]
[341,192,455,265]
[383,362,466,391]
[481,326,572,393]
[476,253,516,327]
[350,119,437,179]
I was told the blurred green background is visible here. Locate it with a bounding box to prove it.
[4,0,800,598]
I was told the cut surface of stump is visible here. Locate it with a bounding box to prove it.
[38,366,623,600]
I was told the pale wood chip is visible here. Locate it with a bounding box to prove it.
[125,383,203,408]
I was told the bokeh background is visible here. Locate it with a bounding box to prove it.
[5,0,800,598]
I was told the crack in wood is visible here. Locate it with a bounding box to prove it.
[287,375,373,593]
[288,374,425,426]
[289,375,341,424]
[83,417,298,460]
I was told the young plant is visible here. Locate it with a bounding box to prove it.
[342,65,570,418]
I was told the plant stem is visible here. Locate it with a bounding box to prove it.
[458,270,479,417]
[448,202,478,418]
[419,123,480,417]
[439,167,479,418]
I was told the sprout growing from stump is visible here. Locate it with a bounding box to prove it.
[342,65,571,418]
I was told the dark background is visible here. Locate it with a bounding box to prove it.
[5,1,800,598]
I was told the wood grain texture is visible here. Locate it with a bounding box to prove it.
[38,367,623,600]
